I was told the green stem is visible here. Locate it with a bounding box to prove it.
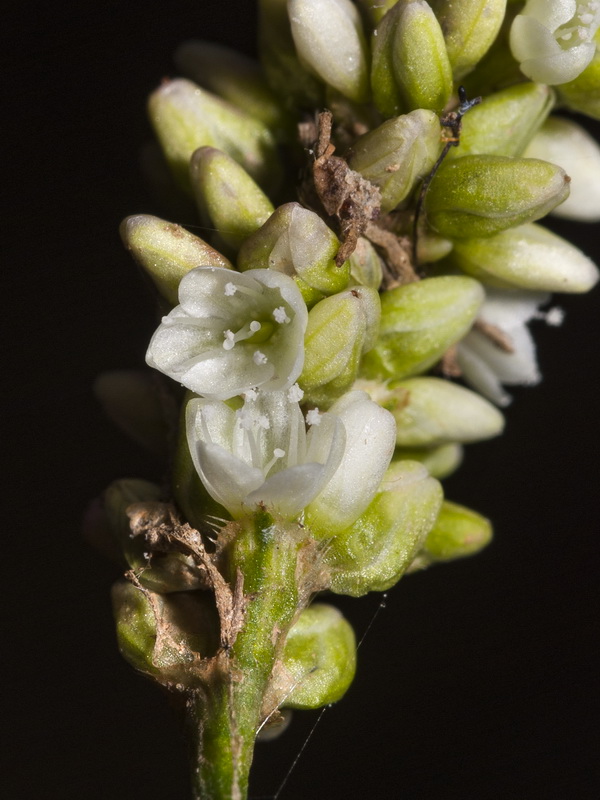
[189,510,303,800]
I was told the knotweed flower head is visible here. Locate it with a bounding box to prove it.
[146,266,307,400]
[510,0,600,84]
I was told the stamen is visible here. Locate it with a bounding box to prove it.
[273,306,291,324]
[263,448,286,476]
[287,383,304,403]
[223,329,235,350]
[306,408,322,426]
[223,321,263,350]
[253,350,268,365]
[224,282,237,296]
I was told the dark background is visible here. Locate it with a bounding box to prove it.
[4,2,600,798]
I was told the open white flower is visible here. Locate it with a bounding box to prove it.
[186,389,347,519]
[456,289,551,407]
[510,1,600,85]
[146,267,308,400]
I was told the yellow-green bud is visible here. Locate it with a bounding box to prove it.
[386,377,505,446]
[425,155,571,239]
[189,147,274,252]
[348,237,384,289]
[447,223,599,293]
[324,461,443,597]
[429,0,507,80]
[120,214,232,305]
[361,276,484,381]
[523,117,600,223]
[372,0,452,115]
[419,499,492,564]
[112,580,219,688]
[288,0,370,104]
[148,78,281,194]
[174,40,290,137]
[348,110,441,212]
[446,83,555,161]
[393,443,464,479]
[273,604,356,709]
[237,202,350,295]
[300,287,381,406]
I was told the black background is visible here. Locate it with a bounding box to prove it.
[4,2,600,798]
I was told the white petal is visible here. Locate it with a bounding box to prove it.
[245,463,326,518]
[456,340,513,407]
[193,441,265,518]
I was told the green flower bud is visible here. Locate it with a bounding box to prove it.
[361,276,484,381]
[425,155,571,239]
[356,0,398,26]
[429,0,507,80]
[324,461,443,597]
[446,83,554,161]
[372,1,452,115]
[348,110,441,212]
[174,40,290,137]
[272,604,356,709]
[94,370,174,456]
[393,443,464,479]
[447,223,599,293]
[300,287,381,406]
[104,479,207,593]
[111,580,219,688]
[523,117,600,223]
[148,78,281,194]
[385,377,505,446]
[557,34,600,119]
[348,237,384,289]
[237,202,350,295]
[417,499,492,566]
[189,147,274,252]
[417,231,453,263]
[120,214,232,305]
[288,0,370,104]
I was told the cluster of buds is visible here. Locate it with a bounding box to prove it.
[90,2,599,798]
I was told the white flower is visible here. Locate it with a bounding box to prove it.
[186,389,347,519]
[146,267,308,400]
[456,289,551,407]
[510,0,600,85]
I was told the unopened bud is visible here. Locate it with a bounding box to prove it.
[557,36,600,118]
[238,203,349,295]
[348,237,384,289]
[348,110,441,212]
[120,214,232,305]
[324,460,443,596]
[288,0,370,103]
[190,147,274,252]
[300,287,381,405]
[393,443,464,479]
[426,155,571,239]
[148,78,281,194]
[112,580,219,687]
[361,276,484,380]
[523,117,600,222]
[420,499,492,564]
[448,223,599,293]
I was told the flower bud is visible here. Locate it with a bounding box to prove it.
[356,0,398,26]
[94,370,174,455]
[523,117,600,222]
[120,214,232,305]
[393,443,463,479]
[348,110,441,212]
[557,34,600,118]
[446,83,554,161]
[148,78,281,194]
[425,155,571,239]
[237,203,350,295]
[112,580,219,688]
[386,377,505,446]
[323,461,443,596]
[189,147,274,252]
[510,0,600,85]
[372,1,452,115]
[174,40,290,137]
[104,479,207,593]
[361,276,484,381]
[447,223,599,293]
[299,287,381,405]
[429,0,507,80]
[288,0,370,103]
[271,604,356,709]
[418,499,492,565]
[348,237,384,289]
